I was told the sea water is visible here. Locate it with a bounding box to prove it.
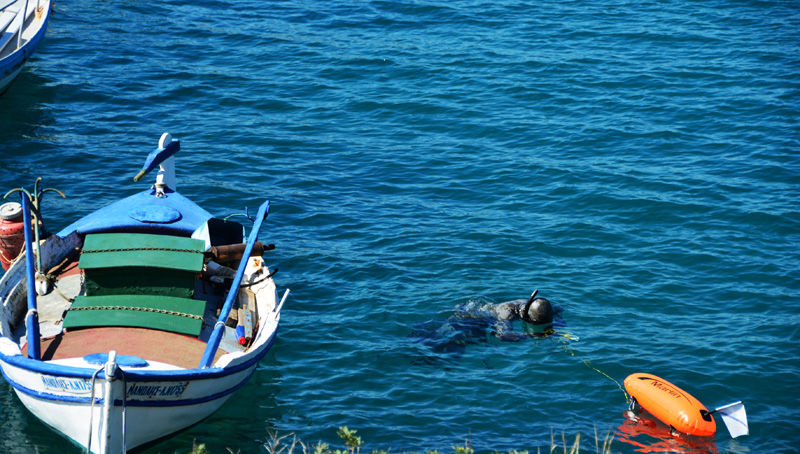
[0,1,798,453]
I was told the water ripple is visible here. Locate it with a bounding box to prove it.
[1,0,798,452]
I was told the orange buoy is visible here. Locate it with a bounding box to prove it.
[0,202,25,271]
[624,372,717,437]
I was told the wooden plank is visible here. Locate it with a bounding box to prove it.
[0,9,19,36]
[80,233,204,272]
[63,294,204,336]
[0,8,20,53]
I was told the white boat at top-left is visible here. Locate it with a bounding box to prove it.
[0,0,51,94]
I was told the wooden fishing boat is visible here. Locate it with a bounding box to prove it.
[0,133,289,453]
[0,0,51,94]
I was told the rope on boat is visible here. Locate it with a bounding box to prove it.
[50,283,74,304]
[85,365,129,453]
[68,305,204,320]
[81,247,200,254]
[241,267,278,289]
[0,247,24,267]
[86,367,103,454]
[120,368,128,454]
[23,309,37,328]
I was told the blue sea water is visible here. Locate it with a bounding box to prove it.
[1,0,799,453]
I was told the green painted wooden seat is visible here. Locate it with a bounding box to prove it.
[79,233,205,298]
[67,233,207,336]
[63,295,204,336]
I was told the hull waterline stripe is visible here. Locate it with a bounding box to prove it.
[0,361,258,407]
[0,365,101,404]
[0,331,276,381]
[114,364,259,407]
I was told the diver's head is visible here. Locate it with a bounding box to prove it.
[521,294,554,327]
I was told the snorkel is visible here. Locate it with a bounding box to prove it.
[520,289,554,334]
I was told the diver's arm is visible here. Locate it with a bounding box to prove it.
[495,331,528,342]
[492,320,526,342]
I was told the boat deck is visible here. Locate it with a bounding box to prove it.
[14,247,240,370]
[24,327,224,369]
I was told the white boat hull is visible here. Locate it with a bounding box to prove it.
[0,135,287,453]
[1,313,279,453]
[0,0,52,94]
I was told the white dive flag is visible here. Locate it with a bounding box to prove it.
[716,401,748,438]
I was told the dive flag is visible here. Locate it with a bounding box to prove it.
[716,401,748,438]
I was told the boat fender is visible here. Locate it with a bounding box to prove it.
[35,273,52,296]
[624,373,717,437]
[0,202,25,271]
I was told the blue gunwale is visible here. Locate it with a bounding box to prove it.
[0,355,263,407]
[0,332,275,381]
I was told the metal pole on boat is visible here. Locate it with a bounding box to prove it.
[20,192,40,360]
[198,199,270,368]
[274,288,290,314]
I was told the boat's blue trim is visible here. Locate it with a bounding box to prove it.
[199,200,270,368]
[0,366,101,404]
[0,0,17,12]
[134,141,181,182]
[113,365,258,408]
[21,194,41,360]
[56,189,213,238]
[0,333,275,381]
[0,360,258,407]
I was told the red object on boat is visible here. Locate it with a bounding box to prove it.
[0,202,25,271]
[236,325,247,345]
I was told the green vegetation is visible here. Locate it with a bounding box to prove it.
[245,426,615,454]
[189,440,209,454]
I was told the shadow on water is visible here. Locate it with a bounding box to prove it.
[139,354,286,454]
[0,71,57,142]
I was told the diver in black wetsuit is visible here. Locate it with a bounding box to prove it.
[456,289,554,341]
[409,290,558,360]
